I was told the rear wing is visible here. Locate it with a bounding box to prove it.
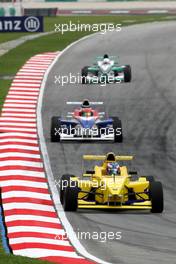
[95,56,118,60]
[67,101,103,105]
[94,56,119,63]
[83,155,133,161]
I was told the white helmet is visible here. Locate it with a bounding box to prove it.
[103,58,110,64]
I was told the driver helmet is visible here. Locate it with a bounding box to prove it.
[103,54,109,59]
[103,58,110,65]
[81,99,90,108]
[107,162,120,175]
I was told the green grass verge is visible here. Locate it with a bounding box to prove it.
[0,80,11,110]
[0,253,52,264]
[0,14,176,263]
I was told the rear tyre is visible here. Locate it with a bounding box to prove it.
[112,116,123,143]
[50,116,61,142]
[124,65,132,82]
[81,66,89,84]
[149,181,164,213]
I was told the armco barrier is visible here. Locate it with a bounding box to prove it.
[0,52,94,264]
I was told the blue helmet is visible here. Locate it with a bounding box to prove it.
[107,162,120,175]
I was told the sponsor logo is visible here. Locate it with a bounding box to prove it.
[24,16,41,32]
[0,16,43,32]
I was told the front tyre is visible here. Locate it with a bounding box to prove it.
[81,66,89,84]
[63,184,79,212]
[59,174,75,205]
[149,181,164,213]
[50,116,61,142]
[112,116,123,143]
[124,65,132,82]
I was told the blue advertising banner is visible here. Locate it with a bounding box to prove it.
[0,16,43,32]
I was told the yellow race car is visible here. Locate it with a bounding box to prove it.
[60,152,163,213]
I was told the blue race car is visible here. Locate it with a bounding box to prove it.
[50,99,123,142]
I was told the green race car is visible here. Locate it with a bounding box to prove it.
[81,54,132,84]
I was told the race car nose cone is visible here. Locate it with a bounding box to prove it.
[80,118,95,129]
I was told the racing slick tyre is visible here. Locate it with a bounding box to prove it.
[124,65,132,83]
[59,174,75,205]
[149,181,164,213]
[81,66,89,84]
[112,117,123,143]
[63,181,79,212]
[114,71,121,83]
[51,116,61,142]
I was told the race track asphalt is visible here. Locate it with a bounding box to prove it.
[42,22,176,264]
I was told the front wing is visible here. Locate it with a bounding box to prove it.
[59,132,114,141]
[78,200,152,210]
[58,119,115,141]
